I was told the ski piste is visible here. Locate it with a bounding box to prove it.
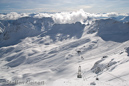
[0,10,129,86]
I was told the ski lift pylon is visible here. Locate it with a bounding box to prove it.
[77,66,82,78]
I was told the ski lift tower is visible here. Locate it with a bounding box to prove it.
[77,66,82,78]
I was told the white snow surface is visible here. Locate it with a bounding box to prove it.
[0,10,129,86]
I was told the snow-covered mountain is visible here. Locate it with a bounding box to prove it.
[0,17,54,47]
[121,16,129,22]
[0,10,129,86]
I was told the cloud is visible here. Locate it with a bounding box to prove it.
[32,9,129,24]
[0,12,29,20]
[0,9,128,25]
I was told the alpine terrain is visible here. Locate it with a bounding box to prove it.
[0,10,129,86]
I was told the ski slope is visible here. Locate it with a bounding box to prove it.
[0,10,129,86]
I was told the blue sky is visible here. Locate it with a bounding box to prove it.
[0,0,129,13]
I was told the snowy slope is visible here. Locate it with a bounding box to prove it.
[121,16,129,22]
[0,10,129,86]
[0,17,54,47]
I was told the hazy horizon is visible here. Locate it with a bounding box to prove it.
[0,0,129,13]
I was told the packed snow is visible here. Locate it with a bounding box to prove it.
[0,9,129,86]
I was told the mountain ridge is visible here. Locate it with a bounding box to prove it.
[0,11,129,86]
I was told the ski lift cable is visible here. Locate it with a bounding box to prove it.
[97,68,128,85]
[96,68,127,82]
[76,49,128,85]
[77,51,88,80]
[98,65,127,82]
[76,50,89,80]
[105,71,129,86]
[77,50,83,78]
[105,71,126,82]
[91,64,129,86]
